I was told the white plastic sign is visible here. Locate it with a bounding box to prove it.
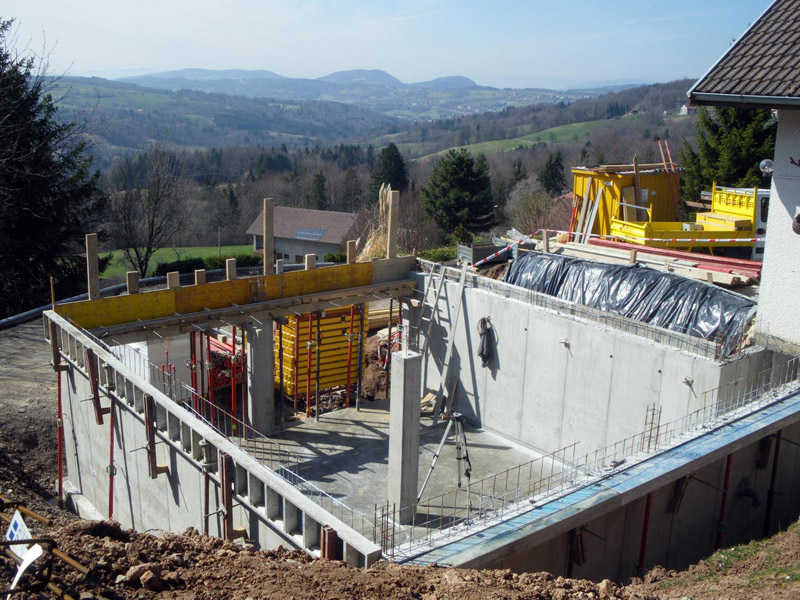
[4,510,32,560]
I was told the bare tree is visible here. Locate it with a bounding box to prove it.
[508,179,557,235]
[108,144,189,276]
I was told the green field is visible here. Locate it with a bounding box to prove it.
[414,119,607,161]
[102,245,255,280]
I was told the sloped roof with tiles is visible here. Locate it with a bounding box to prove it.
[689,0,800,108]
[246,206,359,245]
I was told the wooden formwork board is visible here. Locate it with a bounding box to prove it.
[274,305,368,397]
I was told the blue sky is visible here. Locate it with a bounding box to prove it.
[3,0,773,89]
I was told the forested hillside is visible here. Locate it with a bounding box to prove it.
[51,77,397,168]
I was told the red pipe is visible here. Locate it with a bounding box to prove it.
[345,305,355,408]
[108,400,115,519]
[242,331,247,426]
[637,492,653,572]
[397,299,403,351]
[231,326,237,434]
[306,313,314,418]
[716,454,733,550]
[207,333,215,427]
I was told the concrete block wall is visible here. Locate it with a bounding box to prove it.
[473,421,800,581]
[417,270,770,456]
[47,312,380,567]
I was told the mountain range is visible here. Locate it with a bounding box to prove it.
[119,68,612,120]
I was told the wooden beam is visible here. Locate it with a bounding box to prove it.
[387,190,400,259]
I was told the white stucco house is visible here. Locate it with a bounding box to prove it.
[689,0,800,353]
[247,206,360,264]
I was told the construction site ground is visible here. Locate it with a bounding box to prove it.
[2,320,800,599]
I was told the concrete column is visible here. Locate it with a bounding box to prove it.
[226,258,237,280]
[347,240,357,264]
[167,271,180,289]
[194,269,206,285]
[85,233,100,300]
[387,190,400,259]
[246,323,275,435]
[262,198,274,275]
[304,254,316,270]
[126,271,139,294]
[388,349,422,523]
[275,259,285,275]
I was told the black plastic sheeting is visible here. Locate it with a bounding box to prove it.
[503,252,756,358]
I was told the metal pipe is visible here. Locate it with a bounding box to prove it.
[637,492,653,573]
[108,399,115,520]
[278,319,285,430]
[356,305,364,411]
[764,431,782,538]
[207,333,215,427]
[231,326,237,435]
[345,305,355,408]
[315,311,321,422]
[203,470,210,536]
[306,313,313,418]
[715,453,733,550]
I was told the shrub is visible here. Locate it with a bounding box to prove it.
[154,253,262,276]
[418,246,458,263]
[324,251,347,263]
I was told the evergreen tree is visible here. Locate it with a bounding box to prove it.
[421,149,495,235]
[537,151,567,195]
[0,19,105,317]
[341,168,362,211]
[680,106,776,201]
[511,158,528,186]
[369,143,408,201]
[310,171,328,210]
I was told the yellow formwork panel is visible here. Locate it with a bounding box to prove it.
[275,305,369,397]
[572,168,679,237]
[175,279,251,314]
[711,183,757,219]
[55,261,376,330]
[55,289,176,330]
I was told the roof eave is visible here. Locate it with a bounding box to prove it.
[690,91,800,109]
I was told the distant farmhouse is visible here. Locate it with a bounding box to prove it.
[679,103,697,116]
[247,206,360,263]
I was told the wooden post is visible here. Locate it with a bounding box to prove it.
[85,233,100,300]
[262,197,274,276]
[633,154,642,210]
[304,254,316,270]
[194,269,206,285]
[126,271,139,294]
[387,190,400,259]
[226,258,237,280]
[542,229,550,253]
[629,249,638,264]
[166,271,180,289]
[347,240,357,264]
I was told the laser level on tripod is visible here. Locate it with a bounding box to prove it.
[417,412,472,503]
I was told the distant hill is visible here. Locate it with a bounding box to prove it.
[138,68,286,80]
[413,76,478,89]
[120,68,608,120]
[51,76,396,168]
[319,69,403,87]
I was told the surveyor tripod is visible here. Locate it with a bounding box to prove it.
[417,412,472,503]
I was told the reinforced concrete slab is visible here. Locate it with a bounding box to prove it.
[269,398,541,519]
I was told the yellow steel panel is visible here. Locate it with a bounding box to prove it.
[175,279,251,314]
[55,289,176,329]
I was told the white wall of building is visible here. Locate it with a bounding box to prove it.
[756,109,800,353]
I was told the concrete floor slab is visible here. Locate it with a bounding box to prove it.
[268,398,541,519]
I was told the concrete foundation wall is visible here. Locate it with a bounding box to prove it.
[418,271,769,455]
[471,421,800,581]
[49,312,379,567]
